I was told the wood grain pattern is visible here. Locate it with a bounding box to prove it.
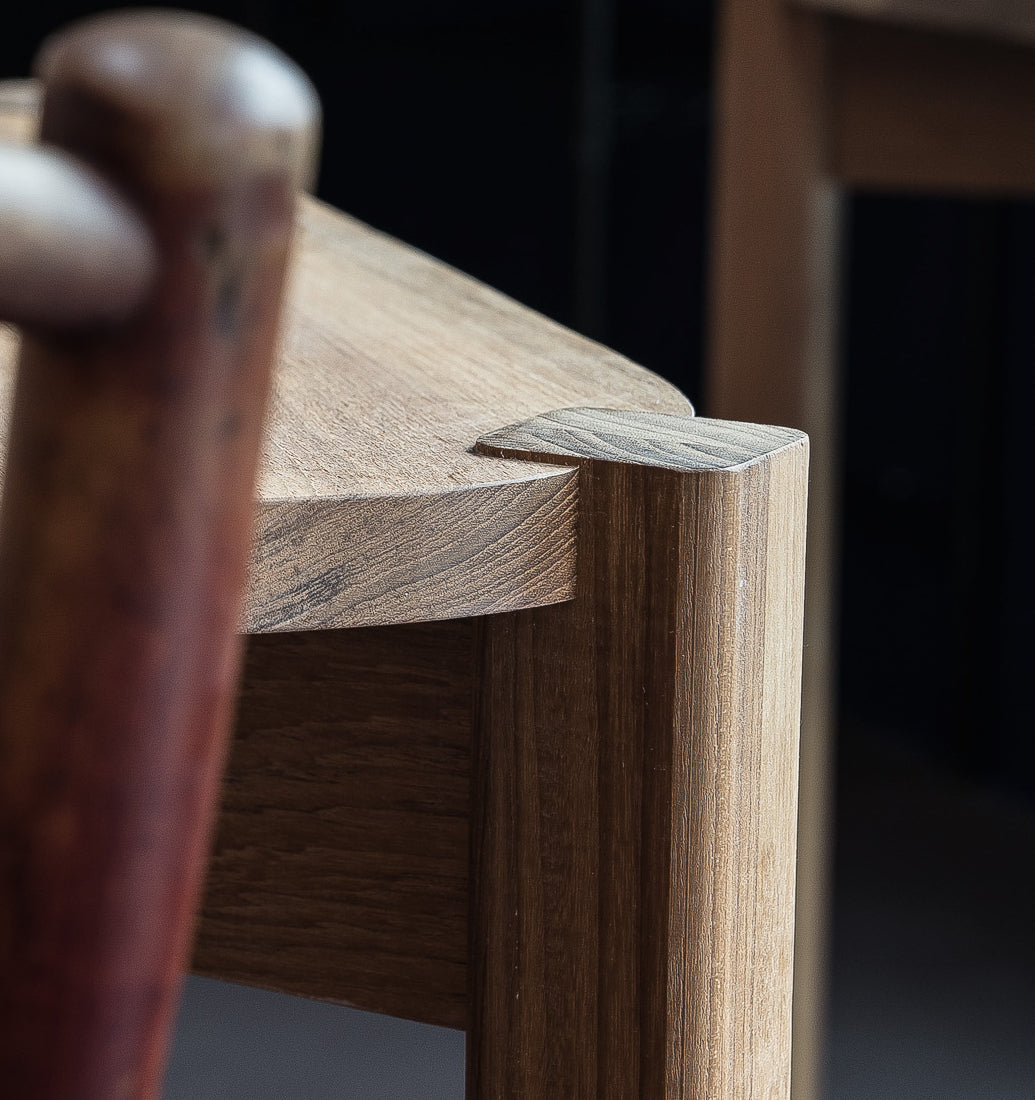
[0,14,316,1100]
[0,81,692,632]
[471,409,808,1099]
[707,6,841,1096]
[830,20,1035,193]
[193,622,473,1028]
[797,0,1035,48]
[244,199,688,629]
[246,465,577,632]
[478,405,804,467]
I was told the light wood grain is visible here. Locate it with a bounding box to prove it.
[830,20,1035,193]
[246,462,577,632]
[707,5,841,1097]
[0,81,691,632]
[797,0,1035,48]
[471,409,807,1099]
[193,622,473,1028]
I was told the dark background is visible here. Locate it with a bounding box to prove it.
[4,2,1033,1095]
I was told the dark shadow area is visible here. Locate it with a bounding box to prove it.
[833,189,1035,1096]
[842,193,1035,798]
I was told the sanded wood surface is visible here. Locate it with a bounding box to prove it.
[0,82,690,632]
[797,0,1035,47]
[193,622,472,1028]
[471,409,807,1098]
[830,21,1035,193]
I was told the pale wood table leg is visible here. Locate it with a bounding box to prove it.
[469,409,808,1099]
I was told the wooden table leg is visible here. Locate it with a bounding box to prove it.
[469,409,808,1098]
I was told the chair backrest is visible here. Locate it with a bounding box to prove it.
[0,13,318,1097]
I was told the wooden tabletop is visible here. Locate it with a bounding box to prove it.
[0,83,691,632]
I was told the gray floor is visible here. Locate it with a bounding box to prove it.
[826,732,1035,1099]
[164,979,464,1100]
[165,735,1035,1099]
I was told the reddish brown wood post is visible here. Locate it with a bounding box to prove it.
[0,13,318,1099]
[470,408,808,1098]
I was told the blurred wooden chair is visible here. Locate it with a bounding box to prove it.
[708,2,1035,1096]
[2,10,808,1097]
[0,13,318,1097]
